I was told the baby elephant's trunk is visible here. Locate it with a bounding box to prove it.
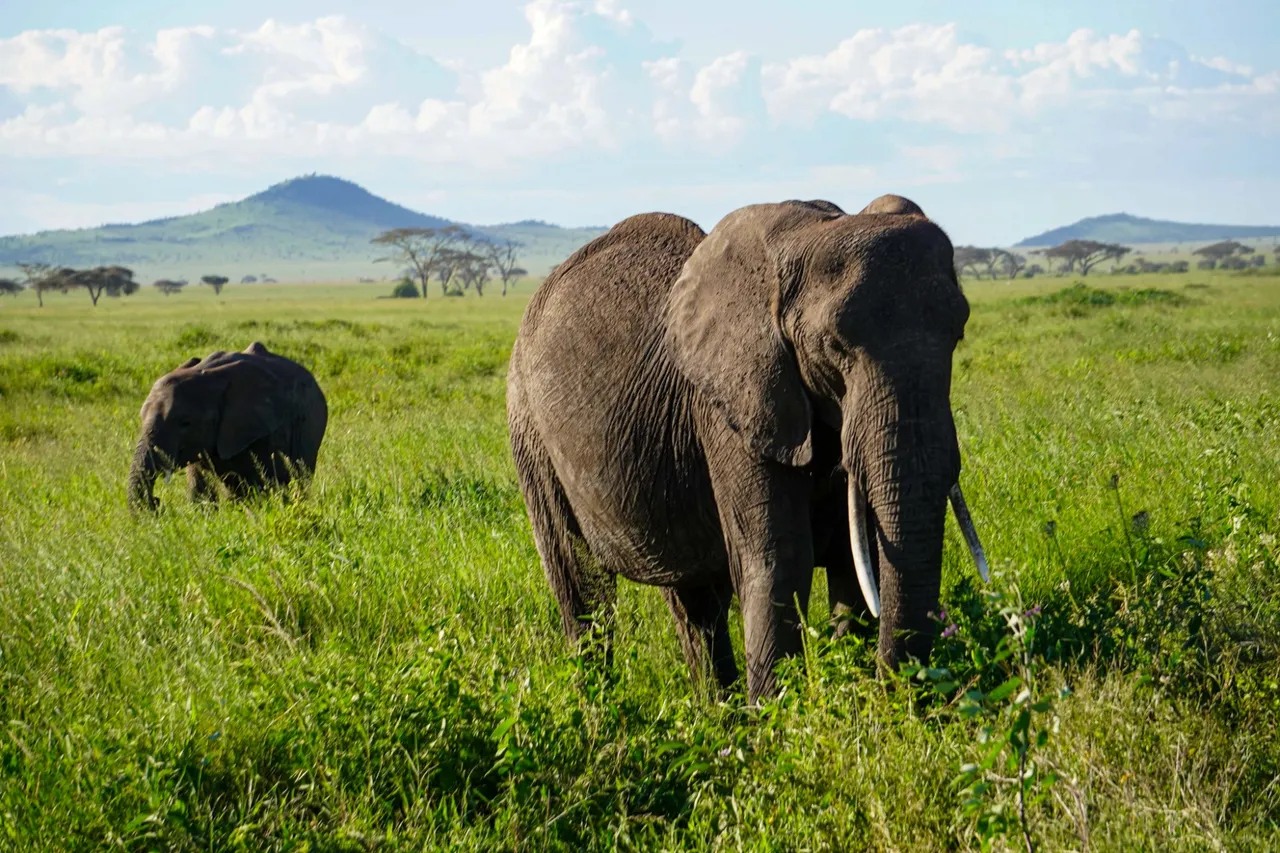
[127,434,161,512]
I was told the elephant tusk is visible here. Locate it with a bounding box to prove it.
[848,476,881,618]
[949,482,989,582]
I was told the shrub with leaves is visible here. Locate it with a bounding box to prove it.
[391,277,420,299]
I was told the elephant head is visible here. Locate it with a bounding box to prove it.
[666,197,986,669]
[128,348,289,510]
[857,194,926,216]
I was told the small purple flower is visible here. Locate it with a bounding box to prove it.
[1024,605,1042,617]
[941,623,959,639]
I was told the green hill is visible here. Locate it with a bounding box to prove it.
[0,175,606,281]
[1017,213,1280,247]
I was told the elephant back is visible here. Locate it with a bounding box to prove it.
[519,213,707,337]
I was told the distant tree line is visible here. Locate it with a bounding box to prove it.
[6,232,1267,307]
[1113,259,1190,275]
[4,263,244,307]
[10,263,139,307]
[953,247,1037,280]
[953,237,1274,281]
[1036,240,1133,276]
[372,227,526,299]
[1191,240,1267,270]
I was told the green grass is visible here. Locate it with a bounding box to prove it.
[1,273,1278,850]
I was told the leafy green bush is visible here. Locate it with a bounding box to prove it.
[1023,282,1187,313]
[391,277,420,298]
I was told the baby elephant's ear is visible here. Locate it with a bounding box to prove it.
[666,203,833,467]
[215,363,286,460]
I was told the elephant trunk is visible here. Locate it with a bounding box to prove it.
[127,430,165,512]
[844,366,958,670]
[860,441,950,669]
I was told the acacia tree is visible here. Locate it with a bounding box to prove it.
[0,278,23,297]
[484,240,528,296]
[17,262,62,308]
[1193,240,1254,264]
[995,249,1028,279]
[953,246,992,279]
[453,251,493,296]
[201,275,229,295]
[65,265,139,306]
[154,279,187,296]
[432,239,482,297]
[981,251,1004,280]
[1041,240,1131,276]
[371,226,469,298]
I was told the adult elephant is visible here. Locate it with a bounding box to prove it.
[507,197,987,702]
[128,342,328,511]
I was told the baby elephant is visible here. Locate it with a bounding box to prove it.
[128,342,328,510]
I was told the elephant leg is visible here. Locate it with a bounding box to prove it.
[248,449,278,491]
[709,456,815,704]
[267,450,289,488]
[266,449,300,502]
[512,423,617,662]
[226,450,271,497]
[186,464,217,503]
[663,580,738,695]
[288,423,322,493]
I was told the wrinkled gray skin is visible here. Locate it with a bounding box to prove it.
[128,342,328,511]
[507,195,969,702]
[858,194,925,216]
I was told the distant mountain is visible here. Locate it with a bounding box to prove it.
[1016,213,1280,247]
[0,175,606,280]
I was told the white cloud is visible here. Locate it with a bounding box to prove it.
[689,52,751,142]
[644,57,684,142]
[465,0,619,153]
[0,5,1274,178]
[0,25,218,116]
[0,2,659,166]
[761,24,1014,132]
[761,23,1276,134]
[1195,55,1253,77]
[592,0,634,27]
[645,51,755,149]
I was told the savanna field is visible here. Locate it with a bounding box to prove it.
[2,273,1279,851]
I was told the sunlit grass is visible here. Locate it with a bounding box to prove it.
[0,273,1277,850]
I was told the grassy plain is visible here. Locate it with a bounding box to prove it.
[1,272,1279,850]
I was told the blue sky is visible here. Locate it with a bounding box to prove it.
[1,0,1277,244]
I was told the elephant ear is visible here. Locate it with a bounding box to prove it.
[784,198,847,216]
[666,203,834,467]
[214,360,287,460]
